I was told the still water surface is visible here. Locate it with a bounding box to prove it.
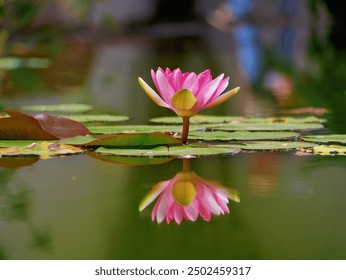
[1,152,345,259]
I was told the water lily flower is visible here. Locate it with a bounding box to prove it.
[139,170,239,224]
[138,68,240,142]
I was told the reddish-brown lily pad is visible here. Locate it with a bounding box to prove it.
[0,110,90,140]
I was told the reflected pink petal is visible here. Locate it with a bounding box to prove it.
[140,171,239,224]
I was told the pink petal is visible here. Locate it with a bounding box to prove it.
[165,67,172,75]
[171,68,184,91]
[204,87,240,109]
[198,183,224,215]
[156,70,176,104]
[166,204,175,224]
[156,187,174,223]
[205,77,229,105]
[195,74,225,108]
[197,70,212,88]
[138,77,169,108]
[139,180,170,211]
[214,192,230,214]
[151,196,161,221]
[183,199,199,221]
[198,202,212,222]
[151,69,159,91]
[182,73,199,94]
[173,205,184,224]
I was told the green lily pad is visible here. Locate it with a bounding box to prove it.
[20,104,93,113]
[213,122,323,131]
[86,133,182,147]
[58,135,95,145]
[313,145,346,155]
[87,125,202,134]
[150,115,243,124]
[244,116,326,124]
[0,142,84,158]
[149,115,324,124]
[0,140,40,148]
[302,134,346,144]
[61,114,130,123]
[188,131,299,141]
[236,141,315,151]
[96,145,241,158]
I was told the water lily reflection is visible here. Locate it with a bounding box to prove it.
[139,161,239,224]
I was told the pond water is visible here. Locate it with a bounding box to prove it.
[1,16,346,260]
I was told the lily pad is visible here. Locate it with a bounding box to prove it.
[58,135,95,145]
[313,145,346,155]
[149,115,324,124]
[0,142,84,158]
[213,122,323,131]
[302,134,346,144]
[85,133,182,147]
[188,131,299,141]
[96,145,241,158]
[150,115,243,124]
[0,140,40,148]
[87,125,202,134]
[20,104,93,113]
[0,110,90,140]
[61,114,130,123]
[244,116,326,124]
[236,141,315,151]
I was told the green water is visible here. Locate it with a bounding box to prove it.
[1,153,345,259]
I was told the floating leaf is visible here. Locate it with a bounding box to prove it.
[88,153,174,166]
[244,116,326,124]
[150,115,243,124]
[87,125,202,134]
[150,115,325,124]
[58,135,95,145]
[0,140,40,148]
[96,145,241,157]
[188,131,299,141]
[61,114,130,123]
[235,141,315,151]
[0,142,84,158]
[213,122,323,131]
[312,145,346,155]
[302,134,346,144]
[0,110,90,140]
[20,104,93,113]
[85,133,182,147]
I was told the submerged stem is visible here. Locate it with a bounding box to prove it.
[180,117,190,143]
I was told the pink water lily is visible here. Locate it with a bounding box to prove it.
[139,171,239,224]
[139,67,239,117]
[138,68,240,142]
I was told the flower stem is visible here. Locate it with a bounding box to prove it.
[180,117,190,143]
[182,158,190,172]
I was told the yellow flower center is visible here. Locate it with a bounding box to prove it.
[171,89,197,117]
